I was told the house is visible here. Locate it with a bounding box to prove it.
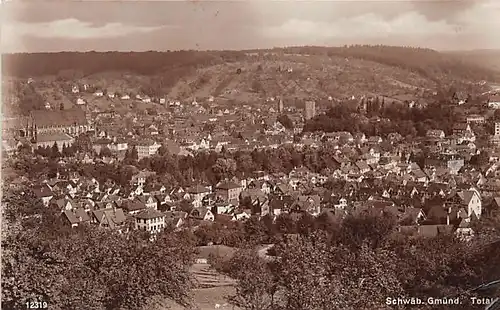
[91,207,127,232]
[164,211,184,228]
[121,200,147,215]
[232,210,251,221]
[109,138,128,152]
[488,94,500,108]
[50,198,76,212]
[154,194,172,208]
[452,92,468,105]
[211,202,234,216]
[426,130,445,139]
[367,136,383,144]
[334,197,348,209]
[454,219,474,241]
[466,114,485,124]
[215,181,242,203]
[190,207,215,221]
[355,160,371,174]
[63,208,91,228]
[33,185,54,206]
[94,90,104,97]
[136,140,161,159]
[400,207,426,225]
[445,190,482,220]
[131,170,154,187]
[452,123,472,136]
[136,195,158,210]
[135,208,165,234]
[187,185,211,203]
[247,180,273,194]
[291,195,321,216]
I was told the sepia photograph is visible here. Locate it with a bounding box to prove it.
[1,0,500,309]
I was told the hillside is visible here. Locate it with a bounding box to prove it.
[4,46,500,115]
[445,49,500,72]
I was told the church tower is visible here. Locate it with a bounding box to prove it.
[278,96,284,113]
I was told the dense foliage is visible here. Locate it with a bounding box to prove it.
[2,51,246,77]
[215,213,500,310]
[4,46,498,84]
[303,99,490,138]
[1,189,196,310]
[264,45,500,83]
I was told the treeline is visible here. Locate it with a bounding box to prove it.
[2,50,247,77]
[303,101,469,137]
[264,45,500,83]
[15,139,347,190]
[4,47,498,84]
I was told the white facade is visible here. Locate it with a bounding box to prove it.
[110,142,128,152]
[137,141,161,159]
[135,214,165,234]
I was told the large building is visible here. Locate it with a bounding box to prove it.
[36,133,75,152]
[304,100,316,120]
[136,140,161,159]
[25,108,92,140]
[135,209,166,234]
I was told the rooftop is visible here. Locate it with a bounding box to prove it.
[36,133,74,143]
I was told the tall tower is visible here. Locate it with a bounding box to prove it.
[278,97,284,113]
[304,100,316,120]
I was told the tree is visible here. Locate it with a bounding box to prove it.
[130,146,139,161]
[50,142,61,159]
[2,188,196,310]
[224,250,279,310]
[243,217,268,245]
[99,146,112,158]
[124,146,139,165]
[61,143,68,157]
[277,114,293,129]
[470,150,489,168]
[212,158,237,182]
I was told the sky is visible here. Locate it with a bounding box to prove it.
[1,0,499,53]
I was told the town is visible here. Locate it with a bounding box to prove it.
[3,77,500,238]
[2,49,500,310]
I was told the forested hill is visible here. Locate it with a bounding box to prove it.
[445,49,500,72]
[3,46,499,83]
[256,45,500,83]
[1,51,246,77]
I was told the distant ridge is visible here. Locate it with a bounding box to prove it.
[444,49,500,72]
[3,45,499,82]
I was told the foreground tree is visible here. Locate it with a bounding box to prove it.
[2,189,196,310]
[224,250,279,310]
